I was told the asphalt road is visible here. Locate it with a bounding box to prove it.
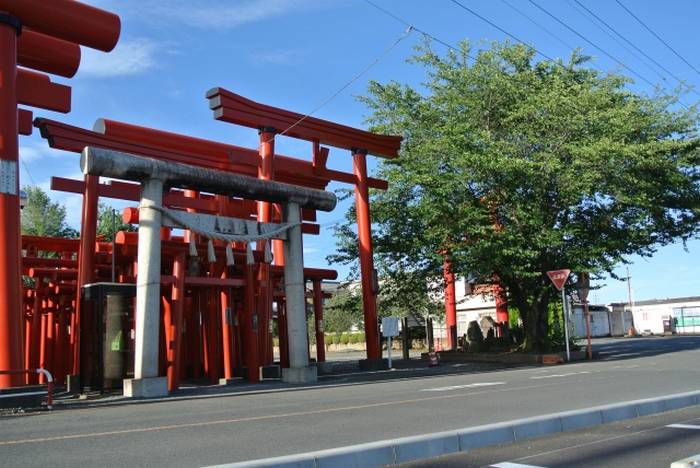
[399,404,700,467]
[1,336,699,467]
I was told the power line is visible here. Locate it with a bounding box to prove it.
[449,0,554,61]
[568,0,667,82]
[19,155,36,186]
[500,0,576,51]
[273,26,414,141]
[362,0,464,55]
[573,0,698,96]
[615,0,700,77]
[526,0,657,88]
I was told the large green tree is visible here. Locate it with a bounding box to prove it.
[21,186,78,238]
[331,41,700,352]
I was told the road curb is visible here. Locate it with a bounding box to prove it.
[206,389,700,468]
[671,452,700,468]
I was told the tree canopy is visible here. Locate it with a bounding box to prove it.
[330,41,700,351]
[21,186,78,238]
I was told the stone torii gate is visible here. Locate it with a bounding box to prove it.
[81,146,336,397]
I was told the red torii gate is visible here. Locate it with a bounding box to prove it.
[206,88,401,366]
[0,0,120,388]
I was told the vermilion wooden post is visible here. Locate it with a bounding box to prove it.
[493,282,510,323]
[38,303,47,384]
[0,14,23,387]
[23,304,31,384]
[272,204,288,368]
[200,290,210,379]
[312,280,326,363]
[220,281,233,381]
[443,258,457,350]
[168,252,186,390]
[205,286,220,383]
[161,294,173,380]
[55,308,67,384]
[244,264,259,382]
[257,128,275,366]
[352,149,380,361]
[73,175,99,376]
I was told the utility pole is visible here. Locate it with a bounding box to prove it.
[576,272,592,360]
[626,267,635,333]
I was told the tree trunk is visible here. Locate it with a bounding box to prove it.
[510,281,550,353]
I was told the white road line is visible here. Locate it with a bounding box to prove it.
[421,382,506,392]
[530,371,590,380]
[491,462,546,468]
[667,424,700,430]
[0,391,45,399]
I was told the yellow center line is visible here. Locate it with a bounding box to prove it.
[0,377,606,446]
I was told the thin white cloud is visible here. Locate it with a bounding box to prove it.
[153,0,314,29]
[19,142,70,166]
[19,143,50,164]
[303,246,320,255]
[79,38,159,78]
[250,49,306,66]
[83,0,330,33]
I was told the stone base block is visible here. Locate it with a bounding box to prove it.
[316,362,335,375]
[123,377,168,398]
[261,365,281,379]
[359,358,389,371]
[219,378,238,386]
[282,366,317,384]
[66,374,80,395]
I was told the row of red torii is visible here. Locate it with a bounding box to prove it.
[32,89,403,395]
[0,0,484,393]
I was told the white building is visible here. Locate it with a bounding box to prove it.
[432,281,500,348]
[570,304,615,338]
[609,296,700,335]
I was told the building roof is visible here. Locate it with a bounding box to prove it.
[609,296,700,307]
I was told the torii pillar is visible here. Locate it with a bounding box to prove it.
[443,258,457,350]
[0,16,23,387]
[352,149,385,370]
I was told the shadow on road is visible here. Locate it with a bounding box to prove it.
[45,336,700,411]
[592,336,700,361]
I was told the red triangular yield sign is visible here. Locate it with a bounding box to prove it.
[547,269,571,291]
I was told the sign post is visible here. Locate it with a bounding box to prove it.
[381,317,399,369]
[576,272,592,360]
[547,269,571,362]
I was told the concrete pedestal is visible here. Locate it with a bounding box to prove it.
[359,358,389,371]
[317,362,335,375]
[261,365,281,379]
[282,366,317,384]
[66,374,80,395]
[123,377,168,398]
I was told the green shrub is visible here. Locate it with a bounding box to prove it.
[340,333,350,345]
[332,334,341,345]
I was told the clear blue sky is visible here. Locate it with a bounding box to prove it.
[20,0,699,305]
